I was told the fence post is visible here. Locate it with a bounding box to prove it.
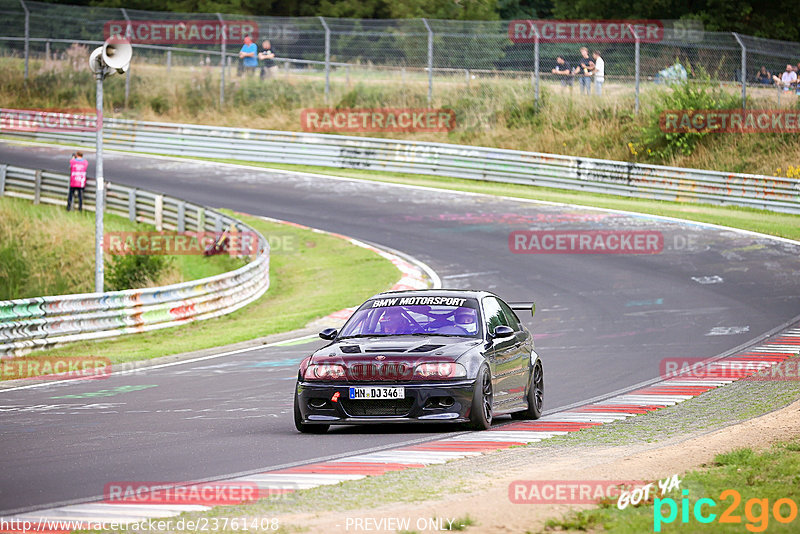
[166,50,171,73]
[154,194,163,231]
[19,0,29,80]
[732,33,747,111]
[177,201,185,232]
[422,18,433,105]
[532,25,540,105]
[33,169,41,204]
[319,16,330,101]
[45,41,50,62]
[128,189,136,222]
[629,23,640,114]
[120,8,132,109]
[0,165,6,196]
[216,13,226,108]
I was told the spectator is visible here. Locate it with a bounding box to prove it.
[551,55,572,87]
[67,151,88,212]
[259,40,278,79]
[573,47,593,95]
[755,66,771,85]
[238,35,258,76]
[772,64,797,91]
[592,50,605,96]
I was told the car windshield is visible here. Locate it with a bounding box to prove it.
[339,298,481,338]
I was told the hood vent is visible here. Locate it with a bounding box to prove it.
[364,347,407,353]
[408,344,445,353]
[340,346,361,354]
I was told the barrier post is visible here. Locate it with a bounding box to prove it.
[33,169,41,204]
[319,16,331,101]
[733,32,747,110]
[422,18,433,104]
[217,13,226,107]
[19,0,29,80]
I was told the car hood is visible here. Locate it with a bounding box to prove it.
[311,336,480,364]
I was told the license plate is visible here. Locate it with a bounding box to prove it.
[349,387,405,400]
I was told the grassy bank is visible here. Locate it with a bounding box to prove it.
[2,57,799,177]
[17,211,399,366]
[546,439,800,533]
[0,196,241,299]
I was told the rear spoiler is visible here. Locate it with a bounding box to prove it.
[508,301,536,317]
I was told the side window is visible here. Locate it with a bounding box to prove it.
[482,297,509,335]
[499,300,522,331]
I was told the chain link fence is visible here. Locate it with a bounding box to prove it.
[2,0,800,119]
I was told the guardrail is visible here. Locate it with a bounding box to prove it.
[0,163,270,357]
[4,118,799,214]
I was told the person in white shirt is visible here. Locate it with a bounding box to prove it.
[772,65,797,91]
[592,50,605,96]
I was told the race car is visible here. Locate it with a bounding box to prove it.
[294,289,543,433]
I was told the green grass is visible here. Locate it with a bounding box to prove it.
[544,437,800,533]
[20,210,399,366]
[199,158,800,242]
[3,57,800,177]
[0,196,239,299]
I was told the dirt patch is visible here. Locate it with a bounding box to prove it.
[276,397,800,533]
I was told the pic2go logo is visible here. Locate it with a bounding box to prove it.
[654,489,798,532]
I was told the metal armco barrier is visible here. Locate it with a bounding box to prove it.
[0,163,270,357]
[4,118,799,214]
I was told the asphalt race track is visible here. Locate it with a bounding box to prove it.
[1,142,799,514]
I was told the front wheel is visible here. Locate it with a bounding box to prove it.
[294,385,329,434]
[467,366,493,430]
[511,360,543,420]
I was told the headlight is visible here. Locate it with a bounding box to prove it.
[412,362,467,380]
[304,364,346,380]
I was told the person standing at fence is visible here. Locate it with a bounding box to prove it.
[67,151,88,212]
[238,35,258,76]
[592,50,605,96]
[573,47,593,95]
[259,40,278,79]
[551,55,573,88]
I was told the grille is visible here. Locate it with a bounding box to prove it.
[347,363,411,381]
[341,398,415,417]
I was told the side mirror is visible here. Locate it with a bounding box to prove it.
[319,328,338,341]
[492,325,515,339]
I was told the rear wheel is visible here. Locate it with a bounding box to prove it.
[468,366,493,430]
[511,361,543,420]
[294,384,329,434]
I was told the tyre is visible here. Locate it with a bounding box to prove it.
[294,384,329,434]
[511,360,543,420]
[467,365,493,430]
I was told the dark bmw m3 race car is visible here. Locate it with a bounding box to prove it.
[294,289,543,433]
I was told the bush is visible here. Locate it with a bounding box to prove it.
[634,63,741,160]
[105,255,171,291]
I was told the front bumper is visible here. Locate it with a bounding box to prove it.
[295,380,476,425]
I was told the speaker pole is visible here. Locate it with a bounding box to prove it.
[94,66,105,293]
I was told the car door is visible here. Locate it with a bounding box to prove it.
[481,296,517,410]
[498,299,531,404]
